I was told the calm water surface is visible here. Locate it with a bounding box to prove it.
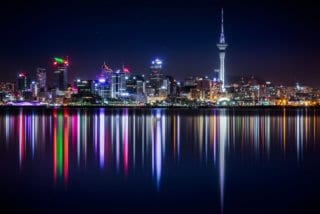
[0,108,320,213]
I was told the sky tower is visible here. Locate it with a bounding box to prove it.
[217,8,228,92]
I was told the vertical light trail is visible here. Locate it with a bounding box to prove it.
[94,113,98,156]
[77,111,80,166]
[53,110,57,183]
[254,116,259,157]
[116,113,120,172]
[123,109,129,176]
[198,115,203,161]
[133,114,136,168]
[161,114,166,158]
[283,108,286,153]
[296,111,300,163]
[232,113,236,151]
[314,111,316,145]
[173,115,176,160]
[213,111,217,166]
[19,110,25,168]
[177,115,180,161]
[71,114,76,149]
[205,115,208,162]
[42,115,46,149]
[300,111,304,160]
[63,109,69,185]
[99,109,105,169]
[142,114,145,167]
[219,111,227,213]
[111,114,114,163]
[151,114,155,179]
[266,114,270,159]
[31,113,35,159]
[84,112,87,165]
[57,112,63,178]
[5,113,10,144]
[155,113,162,190]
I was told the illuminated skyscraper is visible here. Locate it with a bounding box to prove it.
[96,62,113,99]
[217,8,228,92]
[147,58,164,96]
[53,57,69,91]
[111,66,130,98]
[36,67,46,92]
[17,72,30,92]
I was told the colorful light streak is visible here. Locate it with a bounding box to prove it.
[19,110,25,168]
[219,112,227,213]
[123,109,129,176]
[53,110,69,185]
[63,109,69,184]
[99,109,105,169]
[2,108,318,192]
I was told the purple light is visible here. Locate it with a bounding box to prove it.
[99,78,106,83]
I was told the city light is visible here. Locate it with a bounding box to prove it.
[53,57,69,67]
[152,58,162,65]
[98,78,106,83]
[54,57,64,64]
[18,73,25,77]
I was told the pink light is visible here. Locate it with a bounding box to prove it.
[123,67,130,73]
[123,111,129,176]
[99,110,105,169]
[63,109,69,185]
[53,109,57,184]
[19,111,25,168]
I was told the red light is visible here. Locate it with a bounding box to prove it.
[53,61,57,66]
[18,73,25,77]
[123,67,130,73]
[64,61,69,66]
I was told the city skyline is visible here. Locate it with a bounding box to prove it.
[1,0,320,86]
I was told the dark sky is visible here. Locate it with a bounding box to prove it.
[1,0,320,86]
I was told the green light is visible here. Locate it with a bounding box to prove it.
[54,57,64,64]
[57,113,63,177]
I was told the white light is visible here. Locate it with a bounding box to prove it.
[99,78,106,83]
[155,58,162,65]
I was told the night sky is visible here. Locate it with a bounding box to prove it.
[1,0,320,86]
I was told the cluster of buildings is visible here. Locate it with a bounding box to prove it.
[1,9,319,107]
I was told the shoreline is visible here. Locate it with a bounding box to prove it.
[0,105,319,110]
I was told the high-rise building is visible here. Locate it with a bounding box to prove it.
[217,8,228,92]
[147,58,164,96]
[53,57,69,91]
[74,79,94,95]
[36,67,46,92]
[17,73,30,91]
[111,67,130,98]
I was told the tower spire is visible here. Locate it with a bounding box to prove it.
[220,8,225,44]
[217,8,228,92]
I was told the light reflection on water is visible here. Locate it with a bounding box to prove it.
[1,108,320,212]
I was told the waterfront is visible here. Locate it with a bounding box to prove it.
[1,108,320,213]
